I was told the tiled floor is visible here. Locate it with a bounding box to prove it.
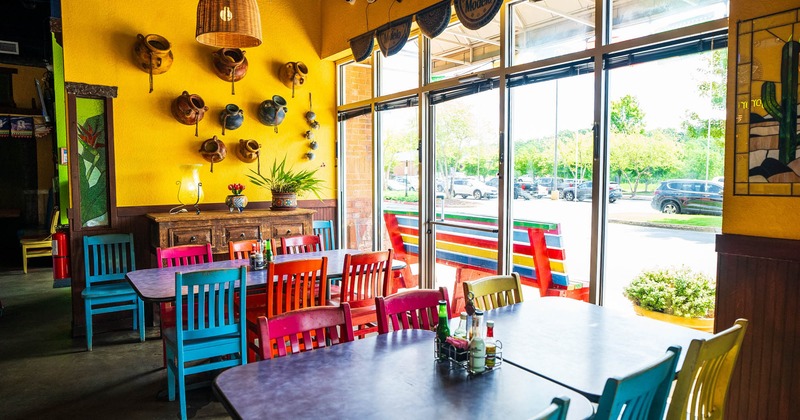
[0,264,230,419]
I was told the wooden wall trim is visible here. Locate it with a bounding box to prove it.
[716,233,800,262]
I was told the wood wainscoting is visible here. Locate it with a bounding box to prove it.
[67,199,337,337]
[716,233,800,419]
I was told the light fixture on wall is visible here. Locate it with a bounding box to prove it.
[196,0,262,48]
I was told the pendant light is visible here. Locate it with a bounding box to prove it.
[196,0,263,48]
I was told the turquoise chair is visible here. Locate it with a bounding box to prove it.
[594,345,682,420]
[82,233,144,351]
[164,266,247,420]
[313,219,336,250]
[530,396,570,420]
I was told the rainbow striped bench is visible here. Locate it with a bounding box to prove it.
[383,209,589,314]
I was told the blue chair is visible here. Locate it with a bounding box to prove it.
[530,396,570,420]
[594,345,682,420]
[164,266,247,420]
[82,233,145,351]
[313,219,336,250]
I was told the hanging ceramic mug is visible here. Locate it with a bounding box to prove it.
[199,135,227,172]
[134,33,173,92]
[172,91,208,136]
[257,95,288,133]
[279,61,308,98]
[212,48,248,94]
[219,104,244,135]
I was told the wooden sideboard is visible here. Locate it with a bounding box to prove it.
[146,209,315,255]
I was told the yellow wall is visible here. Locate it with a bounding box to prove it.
[8,64,43,110]
[61,0,336,207]
[723,0,800,240]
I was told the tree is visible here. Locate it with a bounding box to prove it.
[610,95,646,135]
[610,131,682,196]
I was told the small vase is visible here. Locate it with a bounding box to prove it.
[271,192,297,210]
[225,194,248,212]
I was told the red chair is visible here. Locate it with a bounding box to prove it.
[338,249,394,338]
[279,235,322,255]
[256,303,354,360]
[156,243,213,367]
[246,257,328,361]
[228,239,258,260]
[376,287,449,334]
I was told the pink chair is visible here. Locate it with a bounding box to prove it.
[256,303,354,360]
[156,243,213,367]
[375,287,449,334]
[279,235,322,255]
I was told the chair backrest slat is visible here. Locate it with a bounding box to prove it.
[83,233,136,289]
[261,257,328,318]
[280,235,322,255]
[340,250,393,308]
[312,220,335,250]
[531,396,571,420]
[229,239,258,260]
[463,273,524,311]
[176,267,246,342]
[376,287,449,334]
[257,303,354,360]
[157,244,213,268]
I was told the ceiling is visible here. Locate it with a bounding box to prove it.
[0,0,52,68]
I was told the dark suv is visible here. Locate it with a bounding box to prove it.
[562,181,622,203]
[651,180,723,215]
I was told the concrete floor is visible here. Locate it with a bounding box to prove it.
[0,262,231,419]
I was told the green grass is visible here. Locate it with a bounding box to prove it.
[649,215,721,228]
[383,191,419,202]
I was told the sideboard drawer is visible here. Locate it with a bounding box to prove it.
[272,223,305,238]
[170,228,213,247]
[223,225,262,243]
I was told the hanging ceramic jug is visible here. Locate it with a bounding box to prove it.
[212,48,248,95]
[134,34,173,93]
[237,138,261,163]
[199,135,227,173]
[219,104,244,135]
[279,61,308,98]
[172,91,208,136]
[257,95,288,133]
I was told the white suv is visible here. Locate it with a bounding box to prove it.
[450,178,497,199]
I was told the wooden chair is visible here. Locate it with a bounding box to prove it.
[256,303,354,360]
[156,243,213,366]
[527,228,589,301]
[339,249,394,338]
[594,346,682,420]
[20,209,59,273]
[375,287,449,334]
[245,257,328,361]
[164,266,247,420]
[313,219,335,250]
[81,233,144,351]
[463,273,524,311]
[665,319,748,420]
[530,396,570,420]
[228,239,258,260]
[280,234,322,255]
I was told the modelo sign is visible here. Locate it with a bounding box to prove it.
[454,0,503,30]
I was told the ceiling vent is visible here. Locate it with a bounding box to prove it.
[0,40,20,55]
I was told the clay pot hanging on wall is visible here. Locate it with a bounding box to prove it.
[257,95,288,133]
[212,48,248,95]
[279,61,308,98]
[134,33,173,93]
[219,104,244,135]
[199,135,227,173]
[237,139,260,163]
[172,91,208,136]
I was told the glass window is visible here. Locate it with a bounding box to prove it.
[342,112,375,251]
[430,21,501,82]
[340,57,373,106]
[379,37,419,96]
[510,0,596,66]
[378,106,418,249]
[610,0,728,44]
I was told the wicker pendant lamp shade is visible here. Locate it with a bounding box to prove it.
[196,0,262,48]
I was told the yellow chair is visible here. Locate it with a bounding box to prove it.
[665,319,748,420]
[463,272,524,311]
[20,209,59,274]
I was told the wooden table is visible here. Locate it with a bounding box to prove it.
[126,249,405,302]
[213,329,594,419]
[483,298,712,402]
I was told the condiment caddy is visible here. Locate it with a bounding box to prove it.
[434,297,502,376]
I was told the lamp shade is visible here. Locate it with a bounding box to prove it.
[196,0,262,48]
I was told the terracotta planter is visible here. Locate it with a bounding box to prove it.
[632,305,714,333]
[270,191,297,210]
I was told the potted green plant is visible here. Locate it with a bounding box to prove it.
[623,265,715,332]
[246,156,324,210]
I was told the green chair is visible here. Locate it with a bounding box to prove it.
[666,319,748,420]
[164,266,247,420]
[463,273,524,311]
[594,345,681,420]
[313,219,336,250]
[530,396,570,420]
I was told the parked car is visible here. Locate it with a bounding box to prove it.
[650,179,723,215]
[450,178,497,199]
[562,181,623,203]
[515,177,547,199]
[534,177,575,196]
[385,178,407,191]
[485,178,532,200]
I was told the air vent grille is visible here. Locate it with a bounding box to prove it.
[0,41,20,55]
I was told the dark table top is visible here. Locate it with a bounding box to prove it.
[126,249,405,302]
[213,329,594,420]
[482,297,712,402]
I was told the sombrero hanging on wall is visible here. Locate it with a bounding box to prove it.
[454,0,503,31]
[350,30,376,63]
[416,0,451,39]
[376,15,413,58]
